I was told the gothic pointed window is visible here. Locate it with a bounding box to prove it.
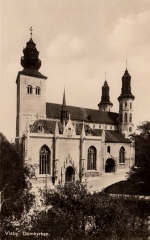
[36,86,41,95]
[87,146,96,170]
[119,147,125,164]
[39,145,50,174]
[27,85,33,94]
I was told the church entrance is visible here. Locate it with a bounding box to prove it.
[105,158,115,173]
[65,166,75,183]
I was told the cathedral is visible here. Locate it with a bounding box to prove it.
[16,34,135,189]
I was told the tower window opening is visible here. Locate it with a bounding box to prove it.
[125,102,127,107]
[39,145,50,174]
[87,146,97,170]
[27,85,33,94]
[129,113,132,122]
[36,86,41,95]
[130,102,132,109]
[124,113,127,123]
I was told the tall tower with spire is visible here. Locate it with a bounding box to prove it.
[16,28,47,139]
[118,68,135,137]
[98,80,113,112]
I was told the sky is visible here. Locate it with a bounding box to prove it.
[1,0,150,140]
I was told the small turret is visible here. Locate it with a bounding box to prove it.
[118,68,135,138]
[98,81,113,112]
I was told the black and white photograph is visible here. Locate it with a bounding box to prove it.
[1,0,150,239]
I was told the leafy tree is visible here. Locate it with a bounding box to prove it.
[0,133,34,226]
[30,181,150,240]
[126,121,150,195]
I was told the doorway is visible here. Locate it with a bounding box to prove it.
[105,158,115,173]
[65,166,75,183]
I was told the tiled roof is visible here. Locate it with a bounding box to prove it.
[46,103,118,125]
[105,130,131,143]
[30,119,57,134]
[76,123,102,136]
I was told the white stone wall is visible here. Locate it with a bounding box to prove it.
[16,74,46,138]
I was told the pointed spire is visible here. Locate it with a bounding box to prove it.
[98,79,113,111]
[63,88,66,106]
[21,28,41,71]
[61,88,68,124]
[118,68,134,101]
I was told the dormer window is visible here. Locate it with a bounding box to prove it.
[27,85,33,94]
[36,86,41,95]
[38,125,43,132]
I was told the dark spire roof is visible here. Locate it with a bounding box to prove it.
[118,68,135,101]
[62,88,66,106]
[61,89,68,122]
[19,32,47,80]
[21,37,41,71]
[98,81,113,107]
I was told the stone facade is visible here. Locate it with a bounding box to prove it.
[15,35,135,190]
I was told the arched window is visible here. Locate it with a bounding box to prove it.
[107,146,111,153]
[124,113,127,123]
[27,85,33,94]
[129,127,132,132]
[125,102,127,107]
[129,113,132,122]
[39,145,50,174]
[119,147,125,164]
[130,102,132,109]
[87,146,97,170]
[36,86,41,95]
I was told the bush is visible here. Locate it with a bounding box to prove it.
[30,181,150,240]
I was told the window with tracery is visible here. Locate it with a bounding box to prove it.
[87,146,97,170]
[119,147,125,163]
[27,85,33,94]
[39,145,50,174]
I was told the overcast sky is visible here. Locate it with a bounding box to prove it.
[1,0,150,140]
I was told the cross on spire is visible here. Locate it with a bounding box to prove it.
[29,26,33,39]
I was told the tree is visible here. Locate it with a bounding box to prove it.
[30,181,150,240]
[0,133,34,226]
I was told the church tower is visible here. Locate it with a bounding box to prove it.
[118,68,135,138]
[98,80,113,112]
[16,29,47,139]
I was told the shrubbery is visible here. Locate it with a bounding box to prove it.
[30,181,150,240]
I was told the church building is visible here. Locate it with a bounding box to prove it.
[16,33,135,189]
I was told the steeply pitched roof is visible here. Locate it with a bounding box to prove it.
[46,103,118,125]
[30,119,57,134]
[105,130,131,143]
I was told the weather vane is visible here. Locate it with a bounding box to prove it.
[105,72,107,81]
[125,57,128,69]
[29,26,33,39]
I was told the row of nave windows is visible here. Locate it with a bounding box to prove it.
[39,145,126,174]
[27,85,41,95]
